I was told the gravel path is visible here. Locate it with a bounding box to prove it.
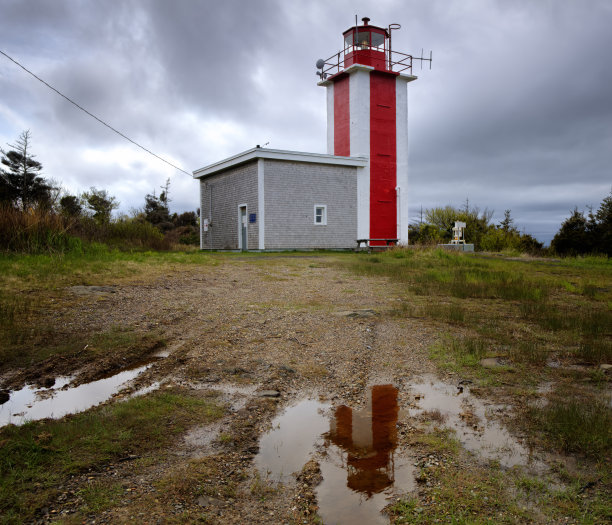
[25,255,444,524]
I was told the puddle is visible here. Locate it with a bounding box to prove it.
[317,385,415,525]
[256,385,414,525]
[255,399,330,481]
[409,375,542,469]
[0,363,156,427]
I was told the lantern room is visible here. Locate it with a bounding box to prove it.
[343,17,389,71]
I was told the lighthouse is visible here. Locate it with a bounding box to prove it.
[193,17,428,251]
[317,17,419,245]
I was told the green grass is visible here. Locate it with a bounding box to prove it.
[0,247,215,291]
[77,481,124,513]
[0,248,215,371]
[0,388,224,524]
[532,395,612,456]
[394,425,611,524]
[343,247,612,460]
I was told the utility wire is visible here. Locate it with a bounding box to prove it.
[0,49,191,176]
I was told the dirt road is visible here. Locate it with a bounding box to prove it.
[6,255,517,523]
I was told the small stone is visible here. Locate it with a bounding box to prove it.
[480,358,502,368]
[333,309,377,318]
[259,390,280,398]
[599,363,612,371]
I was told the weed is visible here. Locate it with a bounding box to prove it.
[451,337,488,363]
[581,283,598,299]
[509,341,548,365]
[422,408,447,424]
[410,427,461,455]
[423,302,465,323]
[249,471,278,501]
[515,476,548,494]
[532,396,611,456]
[0,206,171,254]
[77,481,123,513]
[575,339,612,364]
[218,433,233,444]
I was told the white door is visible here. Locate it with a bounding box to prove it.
[239,206,247,250]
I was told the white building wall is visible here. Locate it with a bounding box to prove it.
[257,158,265,249]
[326,84,334,155]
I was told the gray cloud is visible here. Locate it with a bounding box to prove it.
[1,0,610,244]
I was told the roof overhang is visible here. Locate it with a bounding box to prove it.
[193,148,368,179]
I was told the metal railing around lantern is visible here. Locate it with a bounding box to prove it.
[317,47,431,81]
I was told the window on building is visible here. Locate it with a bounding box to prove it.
[314,205,327,225]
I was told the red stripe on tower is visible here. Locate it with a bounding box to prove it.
[333,76,350,156]
[369,72,397,245]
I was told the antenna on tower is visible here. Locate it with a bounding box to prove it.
[417,48,433,70]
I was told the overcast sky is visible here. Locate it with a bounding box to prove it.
[1,0,611,244]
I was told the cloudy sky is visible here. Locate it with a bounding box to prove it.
[1,0,611,244]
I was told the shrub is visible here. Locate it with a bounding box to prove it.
[0,207,171,253]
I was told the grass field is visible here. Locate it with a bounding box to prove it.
[0,247,610,523]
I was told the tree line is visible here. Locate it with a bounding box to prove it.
[1,130,610,256]
[409,193,611,257]
[0,130,199,252]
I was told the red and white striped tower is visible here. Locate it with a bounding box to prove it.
[318,17,419,245]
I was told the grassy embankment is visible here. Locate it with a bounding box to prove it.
[345,248,611,523]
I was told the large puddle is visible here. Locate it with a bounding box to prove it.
[408,375,541,468]
[256,385,414,525]
[0,362,159,427]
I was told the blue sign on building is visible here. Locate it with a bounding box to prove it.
[249,213,257,223]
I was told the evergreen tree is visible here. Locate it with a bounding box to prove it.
[0,130,53,209]
[143,191,171,227]
[551,190,612,256]
[499,209,516,232]
[593,190,612,256]
[551,208,589,255]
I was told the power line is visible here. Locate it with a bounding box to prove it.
[0,49,191,176]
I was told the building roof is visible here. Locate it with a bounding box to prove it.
[192,147,368,179]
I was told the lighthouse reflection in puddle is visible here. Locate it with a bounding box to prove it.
[318,385,415,525]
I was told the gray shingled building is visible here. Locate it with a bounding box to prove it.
[193,148,367,250]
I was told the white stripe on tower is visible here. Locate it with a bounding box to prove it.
[257,158,265,250]
[396,76,409,244]
[326,84,334,155]
[350,67,371,240]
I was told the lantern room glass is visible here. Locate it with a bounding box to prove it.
[344,29,386,52]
